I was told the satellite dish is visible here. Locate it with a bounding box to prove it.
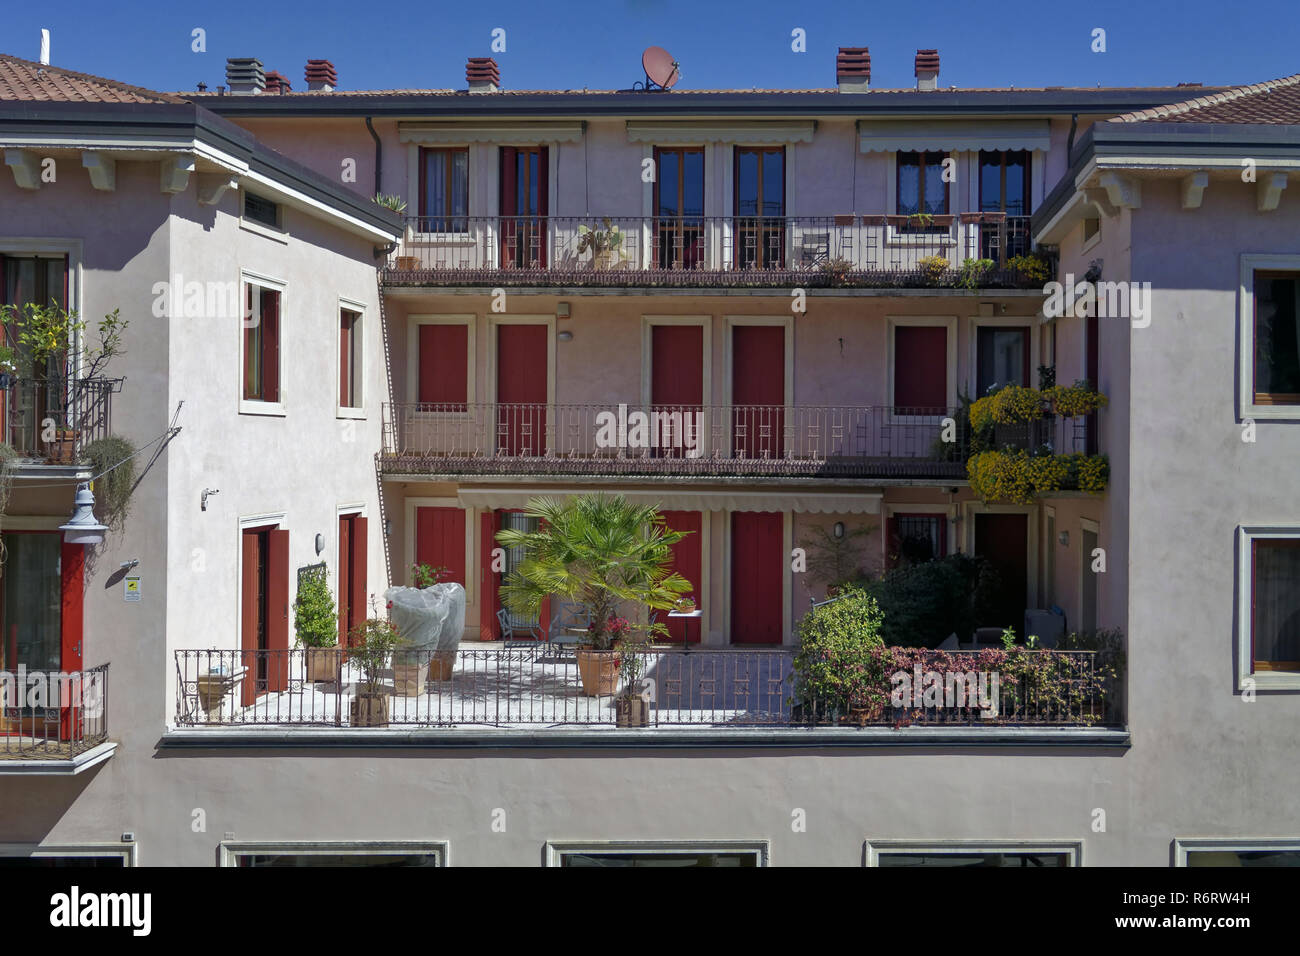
[641,46,680,90]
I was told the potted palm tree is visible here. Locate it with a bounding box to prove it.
[293,565,341,682]
[576,218,625,270]
[347,605,405,727]
[496,494,692,698]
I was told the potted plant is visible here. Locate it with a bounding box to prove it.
[346,604,405,727]
[613,627,652,727]
[576,218,625,270]
[790,587,890,724]
[410,562,451,589]
[0,344,16,389]
[294,565,341,682]
[496,494,693,697]
[390,645,427,697]
[676,595,696,613]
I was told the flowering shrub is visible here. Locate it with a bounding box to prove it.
[969,385,1047,431]
[1044,383,1108,418]
[1007,253,1052,284]
[792,588,888,714]
[917,255,950,282]
[968,450,1109,502]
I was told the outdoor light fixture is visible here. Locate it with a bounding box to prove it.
[59,483,109,546]
[833,522,845,539]
[558,330,574,342]
[384,519,393,536]
[556,302,571,318]
[1059,531,1070,546]
[315,533,325,555]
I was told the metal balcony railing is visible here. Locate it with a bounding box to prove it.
[0,375,122,463]
[173,647,1118,729]
[384,214,1040,288]
[380,402,969,479]
[0,663,109,758]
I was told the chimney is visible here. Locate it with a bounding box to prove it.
[264,70,291,94]
[39,28,50,66]
[306,59,337,92]
[467,57,500,93]
[226,57,266,94]
[915,49,939,91]
[836,47,870,93]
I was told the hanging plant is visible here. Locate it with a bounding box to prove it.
[83,435,136,531]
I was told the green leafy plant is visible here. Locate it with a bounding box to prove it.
[1007,252,1052,284]
[347,601,406,695]
[958,257,996,289]
[865,553,1002,647]
[917,255,949,282]
[0,303,126,380]
[294,566,338,649]
[373,193,408,213]
[818,256,855,285]
[576,218,625,258]
[791,587,890,716]
[83,436,136,530]
[797,522,877,593]
[495,494,693,650]
[410,562,451,588]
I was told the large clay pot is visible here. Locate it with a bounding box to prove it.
[427,655,455,681]
[575,647,620,697]
[304,647,342,682]
[615,695,650,728]
[350,693,389,727]
[391,661,427,697]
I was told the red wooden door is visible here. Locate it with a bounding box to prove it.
[497,324,548,456]
[240,531,261,706]
[732,326,784,460]
[651,325,704,459]
[974,513,1028,633]
[418,324,469,410]
[660,511,703,643]
[346,516,367,644]
[58,540,84,739]
[416,507,466,587]
[730,512,783,644]
[265,529,290,694]
[500,146,548,268]
[479,510,502,640]
[894,325,948,413]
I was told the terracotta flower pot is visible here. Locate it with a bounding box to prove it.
[615,695,650,728]
[304,647,342,682]
[395,255,420,270]
[350,693,389,727]
[427,655,455,682]
[391,661,427,697]
[47,428,77,465]
[575,647,620,697]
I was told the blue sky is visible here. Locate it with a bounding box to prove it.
[5,0,1298,94]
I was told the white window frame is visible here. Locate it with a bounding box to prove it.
[887,315,959,421]
[961,500,1040,611]
[239,188,288,243]
[544,840,768,867]
[336,296,367,419]
[0,841,136,866]
[404,496,474,604]
[1173,838,1300,866]
[239,271,287,416]
[865,840,1081,867]
[404,143,476,243]
[218,840,447,867]
[640,315,713,408]
[1236,525,1300,690]
[886,150,958,247]
[968,314,1038,396]
[1239,255,1300,420]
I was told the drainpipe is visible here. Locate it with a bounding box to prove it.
[366,116,398,259]
[1066,113,1078,161]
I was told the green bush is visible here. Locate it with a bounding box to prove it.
[792,588,889,713]
[83,435,136,530]
[294,567,338,648]
[865,553,1002,647]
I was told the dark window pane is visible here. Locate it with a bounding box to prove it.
[878,852,1069,867]
[0,856,124,867]
[244,193,278,228]
[562,852,757,867]
[237,853,440,867]
[1004,154,1027,215]
[1253,539,1300,668]
[736,150,759,216]
[977,327,1028,393]
[657,151,679,217]
[1255,274,1300,398]
[682,150,704,217]
[1187,849,1300,867]
[761,151,784,216]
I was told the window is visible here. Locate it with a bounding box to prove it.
[977,326,1030,393]
[243,281,281,404]
[896,151,949,216]
[243,192,279,229]
[220,842,444,867]
[1177,840,1300,867]
[339,307,362,409]
[654,147,704,269]
[414,322,469,409]
[978,150,1030,216]
[734,147,784,268]
[892,323,949,412]
[1083,217,1101,244]
[866,841,1079,867]
[546,841,767,867]
[417,147,468,233]
[1251,538,1300,671]
[0,844,133,867]
[888,513,946,568]
[2,254,70,453]
[338,513,368,646]
[1252,272,1300,404]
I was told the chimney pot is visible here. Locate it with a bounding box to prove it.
[467,56,500,93]
[264,70,291,94]
[915,49,940,90]
[226,57,265,94]
[836,47,870,93]
[306,58,337,92]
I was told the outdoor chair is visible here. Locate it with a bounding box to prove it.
[547,602,591,660]
[496,607,543,649]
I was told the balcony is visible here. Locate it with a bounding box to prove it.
[1,375,122,466]
[1,664,113,773]
[383,214,1041,290]
[172,647,1122,742]
[381,403,968,480]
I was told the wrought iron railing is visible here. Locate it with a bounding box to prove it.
[381,402,968,478]
[385,214,1041,288]
[173,648,1118,729]
[0,375,122,463]
[1,663,109,758]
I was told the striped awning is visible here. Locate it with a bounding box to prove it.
[455,487,881,514]
[857,119,1050,153]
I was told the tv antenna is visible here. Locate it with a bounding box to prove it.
[637,46,680,91]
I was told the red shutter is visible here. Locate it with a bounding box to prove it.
[349,517,368,636]
[240,532,260,705]
[894,326,947,412]
[732,325,784,459]
[730,512,784,644]
[418,324,468,408]
[479,510,501,640]
[339,312,351,407]
[651,325,704,406]
[338,516,352,645]
[660,511,703,643]
[416,507,466,586]
[60,539,85,740]
[266,529,290,693]
[496,324,548,456]
[260,288,280,403]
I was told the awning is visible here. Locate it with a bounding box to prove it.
[857,119,1050,153]
[626,120,816,145]
[455,487,881,514]
[399,121,585,145]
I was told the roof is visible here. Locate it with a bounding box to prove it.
[0,53,187,104]
[1111,73,1300,125]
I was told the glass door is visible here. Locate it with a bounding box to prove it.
[1,532,64,735]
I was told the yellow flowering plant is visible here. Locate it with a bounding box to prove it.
[968,450,1109,503]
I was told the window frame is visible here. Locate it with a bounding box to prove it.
[1239,256,1300,420]
[864,840,1081,867]
[239,273,286,415]
[1174,838,1300,867]
[218,840,447,867]
[887,315,958,421]
[416,146,469,234]
[1238,526,1300,687]
[0,842,136,866]
[544,840,769,867]
[888,511,949,568]
[406,314,476,417]
[337,297,366,419]
[895,150,951,217]
[977,149,1031,217]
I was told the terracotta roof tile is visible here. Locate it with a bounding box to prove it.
[1110,73,1300,124]
[0,53,186,104]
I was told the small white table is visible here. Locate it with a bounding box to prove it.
[667,609,703,648]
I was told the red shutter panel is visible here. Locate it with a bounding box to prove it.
[58,539,86,739]
[266,529,290,693]
[418,324,468,408]
[660,511,703,643]
[338,516,352,645]
[240,533,260,705]
[261,288,280,403]
[339,312,351,407]
[349,517,368,636]
[894,326,947,412]
[243,284,256,400]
